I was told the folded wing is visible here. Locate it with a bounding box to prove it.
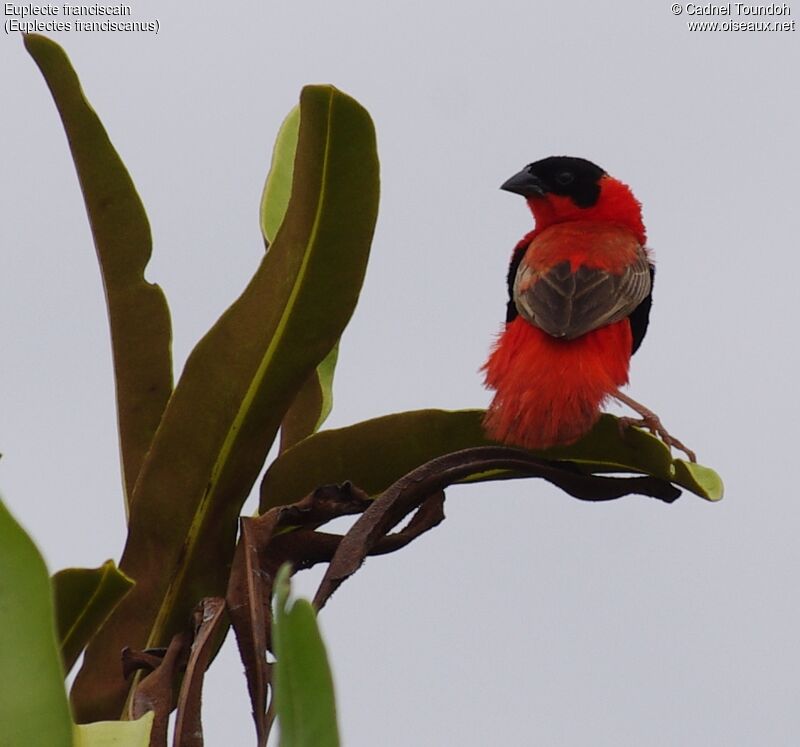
[513,250,651,340]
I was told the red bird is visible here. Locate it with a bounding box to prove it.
[483,156,695,461]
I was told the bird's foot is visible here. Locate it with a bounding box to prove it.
[612,389,697,463]
[617,414,697,463]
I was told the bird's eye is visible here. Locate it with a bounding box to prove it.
[555,171,575,186]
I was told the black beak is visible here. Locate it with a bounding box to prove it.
[500,168,546,198]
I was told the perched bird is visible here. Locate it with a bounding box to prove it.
[482,156,695,461]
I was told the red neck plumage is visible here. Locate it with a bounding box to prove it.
[526,176,647,245]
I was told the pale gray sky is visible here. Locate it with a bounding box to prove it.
[2,2,799,745]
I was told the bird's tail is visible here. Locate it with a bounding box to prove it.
[482,317,632,449]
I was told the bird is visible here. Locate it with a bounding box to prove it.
[482,155,695,461]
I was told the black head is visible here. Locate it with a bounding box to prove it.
[500,156,606,208]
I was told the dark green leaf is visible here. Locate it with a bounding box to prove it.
[52,561,134,673]
[0,496,72,746]
[273,566,339,747]
[261,409,488,512]
[72,84,379,721]
[261,409,724,512]
[260,109,340,452]
[534,416,724,500]
[24,34,173,506]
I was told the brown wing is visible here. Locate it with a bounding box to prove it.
[513,250,652,340]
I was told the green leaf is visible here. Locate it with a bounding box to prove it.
[260,108,340,452]
[260,409,724,512]
[52,561,134,673]
[72,84,380,721]
[273,565,340,747]
[24,34,173,507]
[280,344,339,452]
[73,713,154,747]
[0,496,73,747]
[313,345,338,429]
[260,105,301,246]
[672,460,724,502]
[534,416,724,501]
[261,409,489,511]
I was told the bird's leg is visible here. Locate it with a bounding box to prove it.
[611,389,697,463]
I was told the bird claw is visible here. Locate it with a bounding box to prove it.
[617,414,697,463]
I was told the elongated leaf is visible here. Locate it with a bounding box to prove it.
[73,713,154,747]
[532,416,724,501]
[673,460,724,502]
[260,105,300,247]
[313,345,338,427]
[273,566,340,747]
[261,109,340,451]
[72,85,380,721]
[24,34,173,506]
[261,409,488,511]
[0,496,73,747]
[280,344,339,452]
[52,561,134,673]
[260,410,724,512]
